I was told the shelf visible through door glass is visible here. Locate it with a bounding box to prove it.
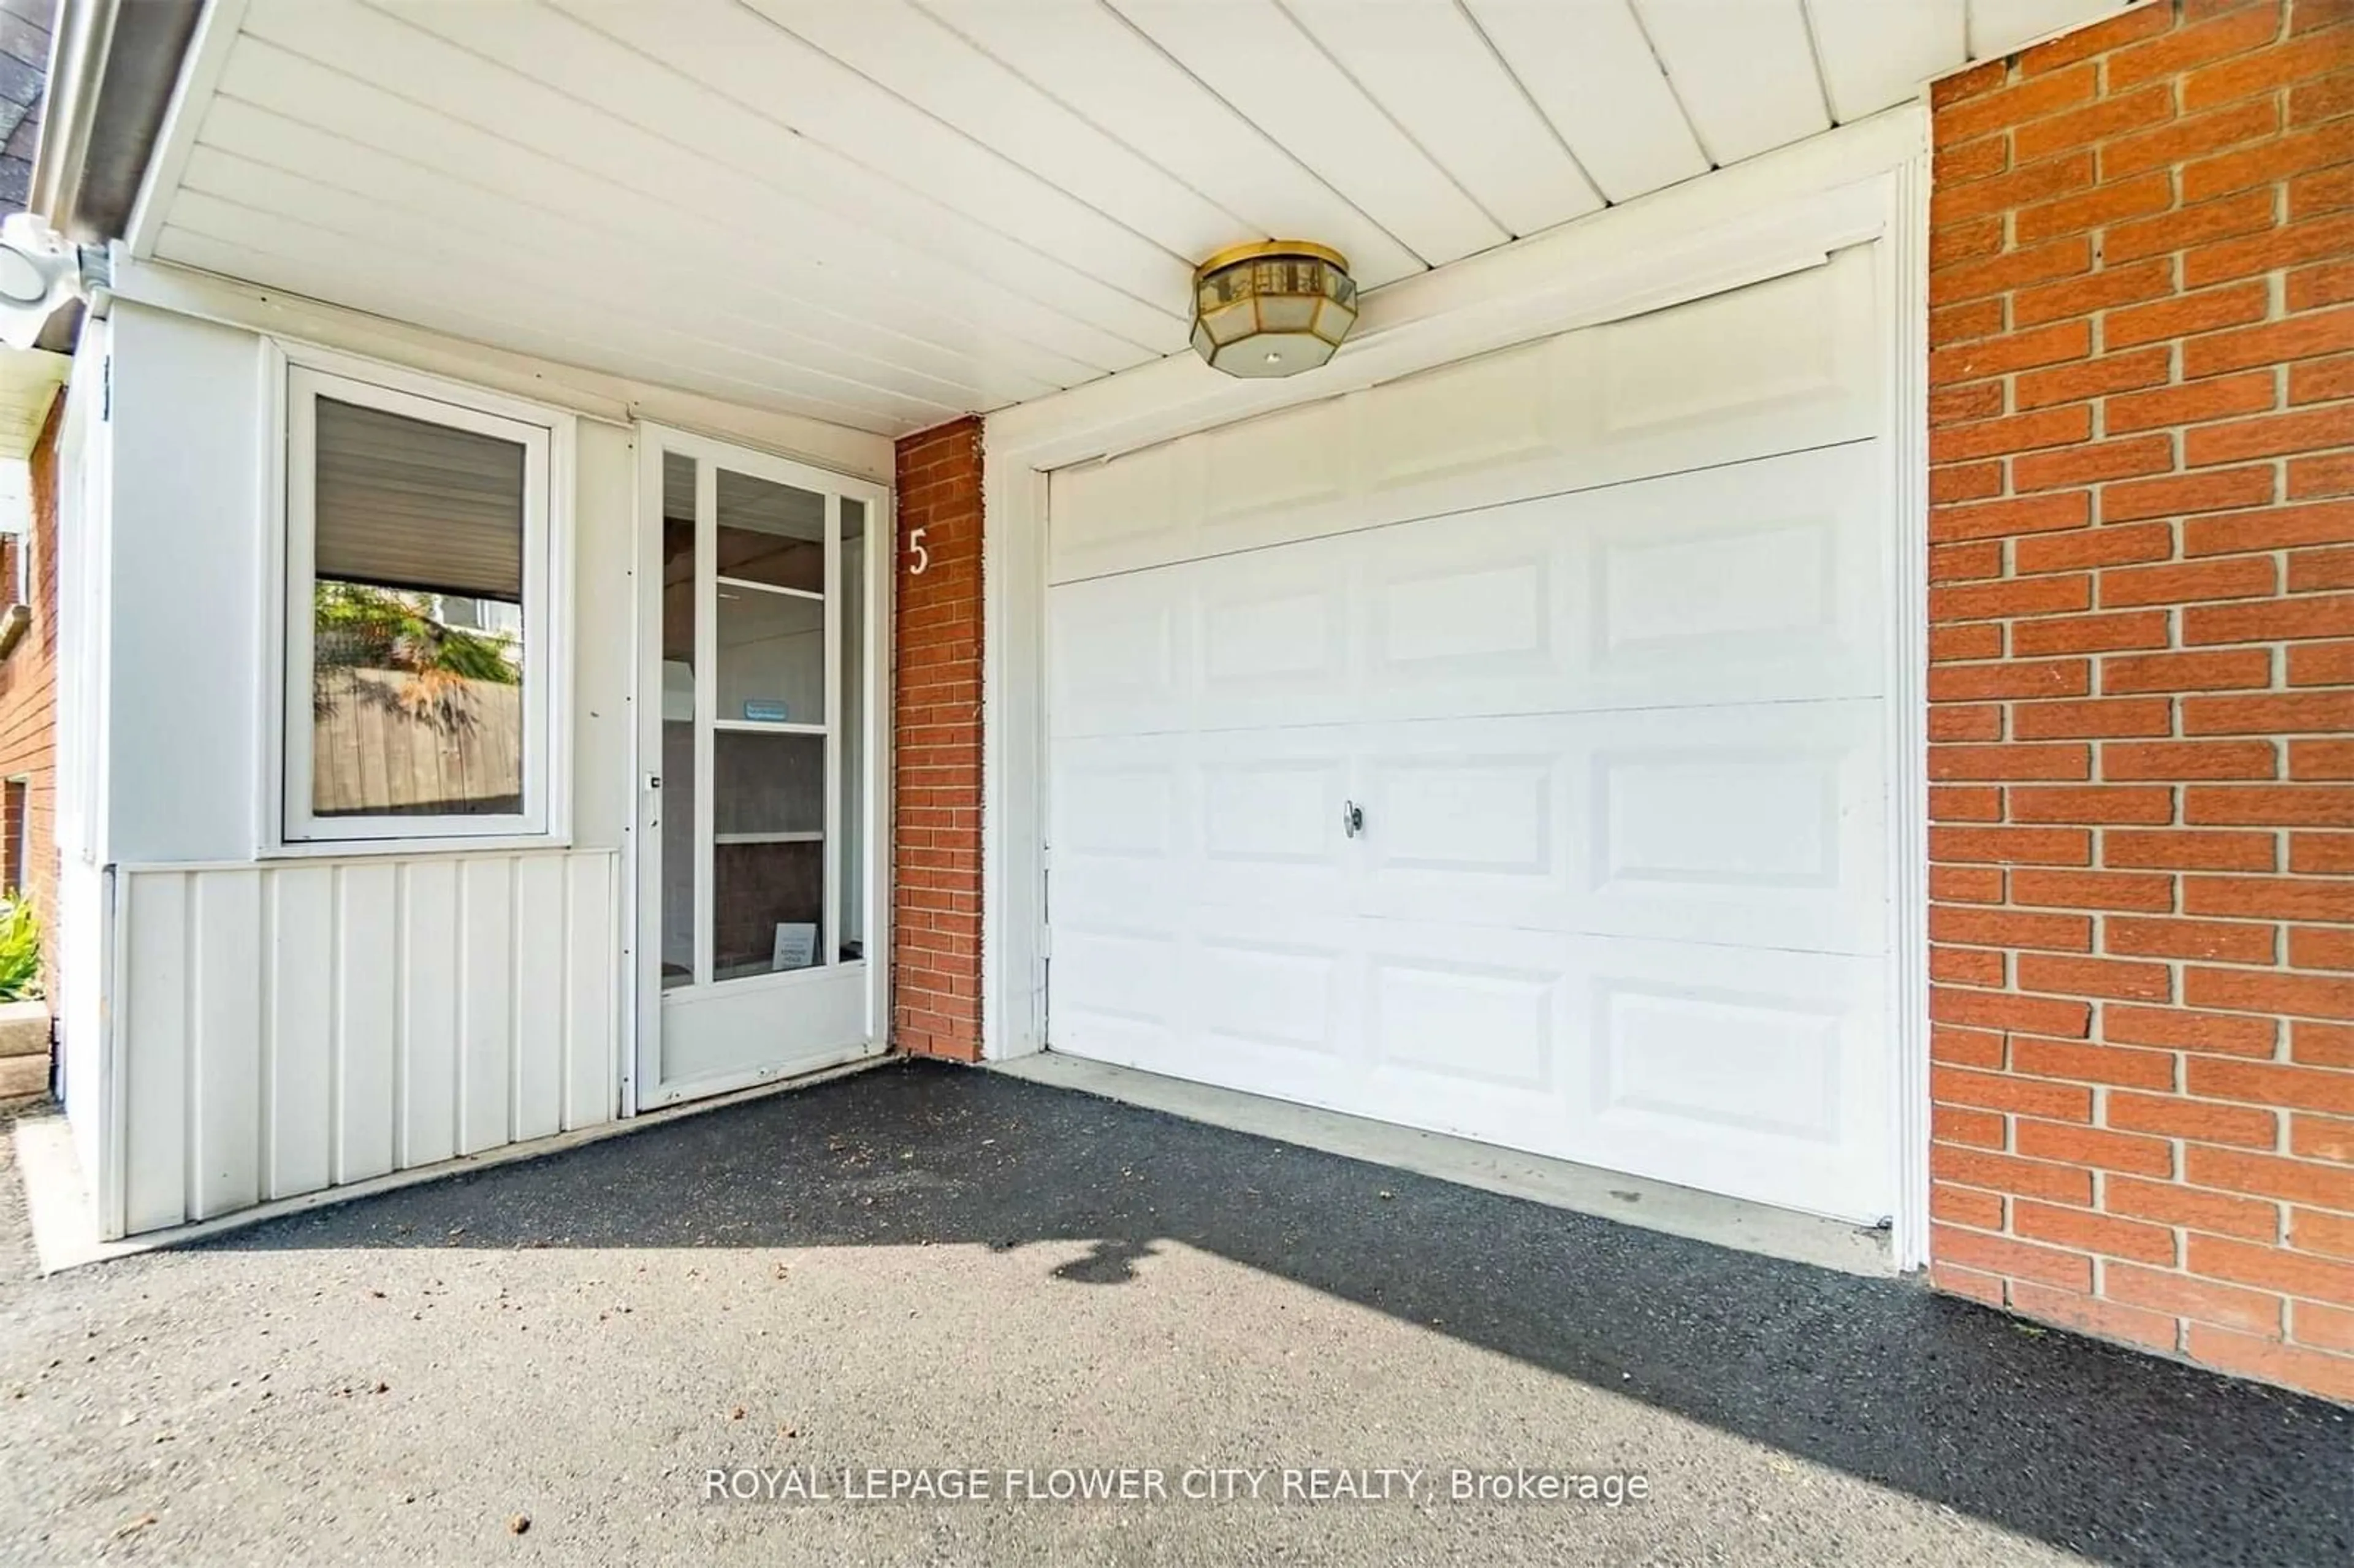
[715,466,825,594]
[712,729,826,981]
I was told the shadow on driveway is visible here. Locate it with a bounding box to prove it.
[190,1058,2348,1567]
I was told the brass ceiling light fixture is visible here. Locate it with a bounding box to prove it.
[1189,241,1358,378]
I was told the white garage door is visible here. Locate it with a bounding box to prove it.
[1043,248,1898,1223]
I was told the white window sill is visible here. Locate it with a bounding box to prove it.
[256,834,576,862]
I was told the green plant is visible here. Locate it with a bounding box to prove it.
[313,580,520,725]
[313,580,521,683]
[0,894,40,1002]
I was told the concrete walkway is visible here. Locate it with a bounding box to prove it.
[1,1060,2345,1567]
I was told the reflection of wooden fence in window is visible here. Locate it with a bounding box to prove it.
[312,668,523,817]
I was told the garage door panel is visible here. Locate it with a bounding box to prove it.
[1049,247,1880,585]
[1051,572,1187,737]
[1367,953,1560,1093]
[1054,729,1358,923]
[1047,913,1890,1221]
[1060,699,1883,953]
[1596,981,1845,1144]
[1590,248,1875,448]
[1362,748,1558,880]
[1355,445,1883,722]
[1572,444,1884,709]
[1352,922,1887,1219]
[1051,443,1883,740]
[1196,552,1352,714]
[1572,940,1890,1220]
[1054,907,1363,1090]
[1192,728,1355,916]
[1196,934,1353,1060]
[1583,702,1887,954]
[1199,397,1351,529]
[1054,745,1181,861]
[1362,338,1558,493]
[1052,440,1187,584]
[1352,702,1884,954]
[1053,926,1182,1038]
[1051,733,1187,940]
[1352,923,1578,1159]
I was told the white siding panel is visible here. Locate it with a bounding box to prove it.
[202,44,1101,395]
[110,850,622,1236]
[265,865,334,1200]
[182,120,1011,415]
[1462,0,1709,202]
[126,0,2089,436]
[400,860,460,1169]
[102,308,264,864]
[745,0,1249,263]
[514,856,566,1143]
[191,96,1053,411]
[458,859,514,1156]
[189,870,263,1221]
[1633,0,1832,166]
[563,854,617,1130]
[231,0,1159,371]
[335,862,399,1185]
[361,0,1176,347]
[1111,0,1506,265]
[916,0,1428,287]
[165,181,954,434]
[1283,0,1602,238]
[152,226,907,441]
[539,0,1189,316]
[122,872,191,1235]
[1807,0,1967,123]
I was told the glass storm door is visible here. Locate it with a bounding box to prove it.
[634,428,886,1108]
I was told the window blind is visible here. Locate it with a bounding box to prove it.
[314,396,526,601]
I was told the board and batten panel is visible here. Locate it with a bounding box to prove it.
[113,848,620,1236]
[1046,245,1881,585]
[265,866,335,1200]
[400,859,461,1171]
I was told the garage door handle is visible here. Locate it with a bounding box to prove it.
[1341,800,1364,839]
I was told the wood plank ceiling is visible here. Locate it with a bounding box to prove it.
[141,0,2127,435]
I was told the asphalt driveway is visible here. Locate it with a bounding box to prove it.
[1,1059,2345,1566]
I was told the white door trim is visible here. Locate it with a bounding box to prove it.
[1884,148,1935,1273]
[982,104,1934,1267]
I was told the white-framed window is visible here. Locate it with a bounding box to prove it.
[272,350,571,850]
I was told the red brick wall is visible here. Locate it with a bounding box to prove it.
[1927,0,2353,1401]
[891,417,984,1062]
[0,394,60,998]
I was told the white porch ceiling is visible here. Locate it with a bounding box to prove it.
[136,0,2125,436]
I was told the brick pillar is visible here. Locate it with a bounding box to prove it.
[892,417,985,1062]
[1927,0,2353,1401]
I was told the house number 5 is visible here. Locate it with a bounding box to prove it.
[907,527,929,576]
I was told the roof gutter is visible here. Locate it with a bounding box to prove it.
[26,0,124,240]
[9,0,201,352]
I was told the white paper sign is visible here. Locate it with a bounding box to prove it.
[772,922,819,971]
